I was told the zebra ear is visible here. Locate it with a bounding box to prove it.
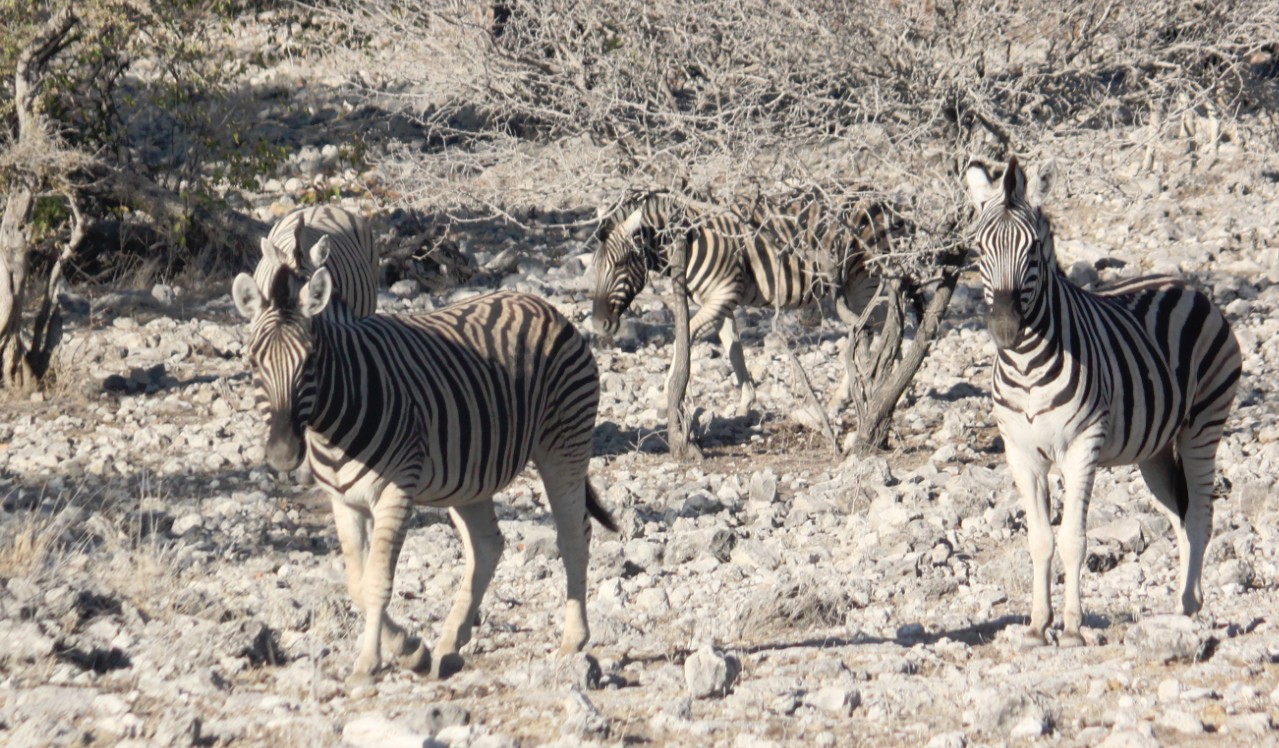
[308,235,332,270]
[1001,156,1027,207]
[260,236,282,266]
[232,273,265,320]
[964,161,1000,208]
[299,267,332,318]
[1026,159,1058,206]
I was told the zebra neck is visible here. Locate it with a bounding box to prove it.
[999,268,1069,359]
[305,320,370,438]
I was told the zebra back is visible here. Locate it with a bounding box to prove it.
[737,189,895,312]
[255,205,379,318]
[303,291,600,504]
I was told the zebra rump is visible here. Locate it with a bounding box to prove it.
[254,205,379,318]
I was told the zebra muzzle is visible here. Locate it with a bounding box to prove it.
[988,293,1023,350]
[265,414,305,472]
[591,300,619,340]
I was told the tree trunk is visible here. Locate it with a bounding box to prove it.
[0,8,78,392]
[850,249,965,455]
[0,189,36,392]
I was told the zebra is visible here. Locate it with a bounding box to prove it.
[254,205,379,318]
[965,157,1242,645]
[231,253,616,682]
[591,190,897,415]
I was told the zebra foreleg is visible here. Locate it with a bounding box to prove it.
[432,500,504,678]
[1058,437,1101,646]
[330,499,424,676]
[1007,447,1054,643]
[715,315,755,416]
[349,485,415,683]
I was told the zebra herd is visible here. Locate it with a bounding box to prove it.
[230,156,1242,682]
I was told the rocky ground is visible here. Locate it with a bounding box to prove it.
[2,136,1278,748]
[3,11,1279,748]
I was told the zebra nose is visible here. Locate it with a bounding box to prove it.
[265,415,305,472]
[988,291,1022,350]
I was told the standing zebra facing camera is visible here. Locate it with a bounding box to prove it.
[254,205,379,318]
[966,157,1242,645]
[232,253,616,683]
[592,190,900,415]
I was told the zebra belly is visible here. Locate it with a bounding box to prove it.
[306,416,537,509]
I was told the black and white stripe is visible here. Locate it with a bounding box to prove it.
[232,265,615,682]
[591,190,897,414]
[254,205,379,318]
[966,157,1242,644]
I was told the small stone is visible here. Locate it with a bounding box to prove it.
[1155,708,1203,735]
[341,712,429,748]
[684,645,740,699]
[559,653,602,691]
[562,688,609,739]
[1224,712,1273,736]
[389,279,420,298]
[805,686,859,716]
[1124,615,1214,663]
[749,471,778,504]
[1009,715,1049,739]
[1156,678,1180,704]
[172,514,204,537]
[152,284,176,306]
[925,733,967,748]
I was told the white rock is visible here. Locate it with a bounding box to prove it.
[805,686,860,716]
[684,646,739,699]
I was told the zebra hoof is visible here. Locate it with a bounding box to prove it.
[431,652,465,680]
[346,666,379,688]
[1059,630,1086,648]
[398,638,431,673]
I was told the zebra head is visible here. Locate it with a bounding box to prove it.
[591,205,651,339]
[965,156,1058,351]
[232,263,334,472]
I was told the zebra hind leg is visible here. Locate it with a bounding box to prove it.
[1137,443,1201,615]
[716,315,755,416]
[536,452,594,657]
[432,500,504,678]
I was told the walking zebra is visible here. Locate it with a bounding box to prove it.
[231,255,616,682]
[254,205,379,318]
[965,157,1241,645]
[592,190,897,414]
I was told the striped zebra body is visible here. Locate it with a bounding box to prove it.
[232,265,614,682]
[592,191,894,414]
[966,158,1241,645]
[255,205,379,318]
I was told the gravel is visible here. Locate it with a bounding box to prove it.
[2,19,1279,748]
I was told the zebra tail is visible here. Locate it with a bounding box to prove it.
[585,481,619,533]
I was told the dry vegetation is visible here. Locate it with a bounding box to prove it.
[0,1,1277,746]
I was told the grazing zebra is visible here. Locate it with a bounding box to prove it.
[592,190,897,414]
[254,205,379,318]
[965,157,1242,645]
[231,255,616,682]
